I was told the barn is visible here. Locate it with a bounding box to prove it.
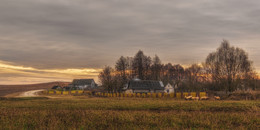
[125,79,165,93]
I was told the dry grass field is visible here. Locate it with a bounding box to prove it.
[0,96,259,129]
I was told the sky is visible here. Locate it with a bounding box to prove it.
[0,0,260,84]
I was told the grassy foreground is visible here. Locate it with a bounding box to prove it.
[0,97,259,129]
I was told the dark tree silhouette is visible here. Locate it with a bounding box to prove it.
[205,40,253,92]
[185,64,203,91]
[172,64,185,88]
[98,66,114,92]
[132,50,151,80]
[151,55,162,80]
[115,56,129,83]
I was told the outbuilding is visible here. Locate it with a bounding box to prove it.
[70,79,97,90]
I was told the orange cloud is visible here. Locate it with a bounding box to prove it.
[0,60,101,85]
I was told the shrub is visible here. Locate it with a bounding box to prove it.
[163,93,168,98]
[48,90,54,94]
[170,93,174,98]
[158,93,162,98]
[200,92,207,97]
[62,91,69,95]
[147,93,151,98]
[191,92,197,97]
[71,90,76,94]
[55,91,61,95]
[227,91,260,100]
[183,92,189,97]
[176,93,181,98]
[152,93,157,98]
[78,90,84,94]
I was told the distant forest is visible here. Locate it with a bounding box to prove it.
[99,40,259,93]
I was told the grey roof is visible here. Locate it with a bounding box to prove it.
[128,80,164,90]
[51,86,62,89]
[72,79,95,86]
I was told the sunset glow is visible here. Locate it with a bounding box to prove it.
[0,61,101,84]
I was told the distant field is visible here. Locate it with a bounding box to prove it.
[0,97,259,129]
[0,82,70,97]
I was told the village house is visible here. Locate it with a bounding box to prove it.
[164,83,175,94]
[124,79,165,93]
[69,79,97,90]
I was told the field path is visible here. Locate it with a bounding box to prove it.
[17,89,45,97]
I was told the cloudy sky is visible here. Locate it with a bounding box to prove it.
[0,0,260,84]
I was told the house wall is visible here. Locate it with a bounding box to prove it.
[164,84,174,94]
[125,89,133,94]
[75,85,83,89]
[91,81,96,88]
[75,85,94,90]
[164,88,174,94]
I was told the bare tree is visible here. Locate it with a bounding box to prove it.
[205,40,253,92]
[185,64,203,91]
[99,66,114,93]
[115,56,129,83]
[242,71,259,91]
[172,64,185,88]
[162,63,174,84]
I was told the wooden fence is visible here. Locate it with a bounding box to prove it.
[45,90,85,95]
[95,92,207,98]
[44,90,207,99]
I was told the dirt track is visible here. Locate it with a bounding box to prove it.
[0,82,70,97]
[17,89,45,97]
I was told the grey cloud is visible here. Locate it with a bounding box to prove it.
[0,0,260,69]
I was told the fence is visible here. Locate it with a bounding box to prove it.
[44,90,207,99]
[94,92,207,99]
[44,90,90,95]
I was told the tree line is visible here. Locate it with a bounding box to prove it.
[99,40,259,93]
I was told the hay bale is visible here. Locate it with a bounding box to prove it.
[170,93,174,98]
[176,93,181,98]
[62,91,69,95]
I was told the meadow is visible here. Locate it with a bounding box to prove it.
[0,96,259,130]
